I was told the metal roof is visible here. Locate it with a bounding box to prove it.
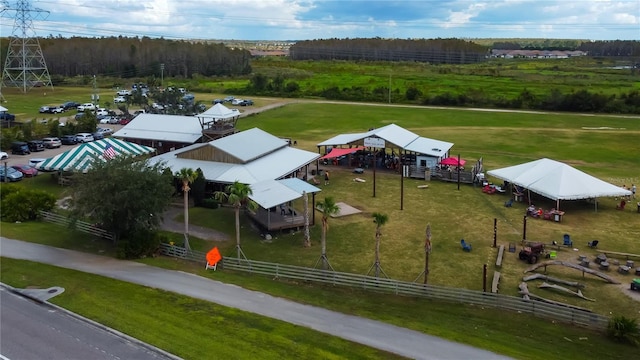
[249,179,321,209]
[211,127,289,163]
[35,138,156,172]
[278,178,322,194]
[113,114,202,143]
[148,128,320,185]
[317,123,453,156]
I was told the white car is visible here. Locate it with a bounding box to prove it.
[96,108,109,116]
[77,103,96,112]
[231,98,244,105]
[113,96,127,103]
[116,89,132,96]
[75,133,94,143]
[51,106,65,114]
[151,102,165,110]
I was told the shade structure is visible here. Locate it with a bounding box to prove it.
[36,138,156,172]
[487,158,631,201]
[439,157,466,166]
[0,105,7,112]
[320,146,365,160]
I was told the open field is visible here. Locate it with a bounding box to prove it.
[1,89,640,358]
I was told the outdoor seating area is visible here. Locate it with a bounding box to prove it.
[525,205,564,222]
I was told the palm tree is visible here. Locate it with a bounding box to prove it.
[315,196,339,270]
[175,167,197,250]
[213,180,258,260]
[371,212,389,278]
[303,191,311,248]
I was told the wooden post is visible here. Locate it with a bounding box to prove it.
[400,149,404,210]
[523,215,527,241]
[457,154,461,191]
[373,150,376,198]
[493,218,497,248]
[483,264,487,292]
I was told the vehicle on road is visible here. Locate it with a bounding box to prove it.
[11,141,31,155]
[11,164,38,177]
[75,133,94,143]
[0,167,23,182]
[60,135,78,145]
[42,137,62,149]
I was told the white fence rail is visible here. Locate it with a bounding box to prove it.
[158,243,610,331]
[39,211,115,241]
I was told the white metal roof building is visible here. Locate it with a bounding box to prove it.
[113,114,204,144]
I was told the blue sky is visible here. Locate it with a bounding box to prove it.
[2,0,638,41]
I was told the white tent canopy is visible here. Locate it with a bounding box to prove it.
[487,158,631,202]
[0,105,7,112]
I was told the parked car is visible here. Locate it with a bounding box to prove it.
[0,112,16,121]
[11,141,31,155]
[223,96,235,102]
[75,133,94,143]
[0,167,23,182]
[27,140,45,152]
[212,99,223,104]
[113,96,127,103]
[39,105,52,113]
[240,99,254,106]
[96,108,109,117]
[62,101,81,110]
[42,137,62,149]
[92,131,104,140]
[116,89,132,96]
[231,98,244,105]
[51,106,65,114]
[77,103,96,112]
[96,127,113,136]
[11,164,38,177]
[119,118,132,125]
[60,135,77,145]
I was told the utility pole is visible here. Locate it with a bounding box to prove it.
[1,0,53,93]
[160,63,165,87]
[91,75,99,106]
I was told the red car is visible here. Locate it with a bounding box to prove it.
[11,164,38,177]
[119,118,131,125]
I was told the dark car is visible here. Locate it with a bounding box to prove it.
[240,99,254,106]
[0,112,16,121]
[11,141,30,155]
[62,101,81,110]
[92,131,105,140]
[60,135,78,145]
[27,140,45,152]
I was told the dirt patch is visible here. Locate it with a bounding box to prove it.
[617,283,640,303]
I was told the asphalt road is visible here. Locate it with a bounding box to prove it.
[0,286,175,360]
[0,237,512,360]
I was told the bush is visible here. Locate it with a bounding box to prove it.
[1,188,56,222]
[116,229,166,259]
[607,315,639,346]
[201,198,220,209]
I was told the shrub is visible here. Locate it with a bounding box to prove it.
[607,315,639,346]
[201,198,220,209]
[1,188,56,222]
[116,229,165,259]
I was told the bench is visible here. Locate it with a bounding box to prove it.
[491,271,501,293]
[596,250,640,261]
[495,244,505,267]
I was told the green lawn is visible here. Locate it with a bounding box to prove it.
[1,89,639,359]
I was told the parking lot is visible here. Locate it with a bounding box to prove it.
[3,122,123,168]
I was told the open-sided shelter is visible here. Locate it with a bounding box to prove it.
[487,158,632,210]
[197,103,241,141]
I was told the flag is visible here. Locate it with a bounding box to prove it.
[103,143,116,160]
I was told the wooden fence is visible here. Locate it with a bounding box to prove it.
[158,243,610,331]
[39,211,115,241]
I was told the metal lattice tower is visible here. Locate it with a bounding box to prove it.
[1,0,53,93]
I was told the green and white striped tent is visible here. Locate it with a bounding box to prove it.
[36,138,156,172]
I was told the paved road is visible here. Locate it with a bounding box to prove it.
[0,237,511,360]
[0,286,175,360]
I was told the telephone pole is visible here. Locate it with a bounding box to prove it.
[1,0,53,93]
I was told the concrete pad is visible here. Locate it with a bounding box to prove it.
[318,202,361,218]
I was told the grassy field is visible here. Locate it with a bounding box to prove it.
[1,88,640,358]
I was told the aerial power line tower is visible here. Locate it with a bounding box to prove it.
[1,0,53,93]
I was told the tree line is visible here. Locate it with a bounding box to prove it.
[289,38,488,64]
[0,36,252,80]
